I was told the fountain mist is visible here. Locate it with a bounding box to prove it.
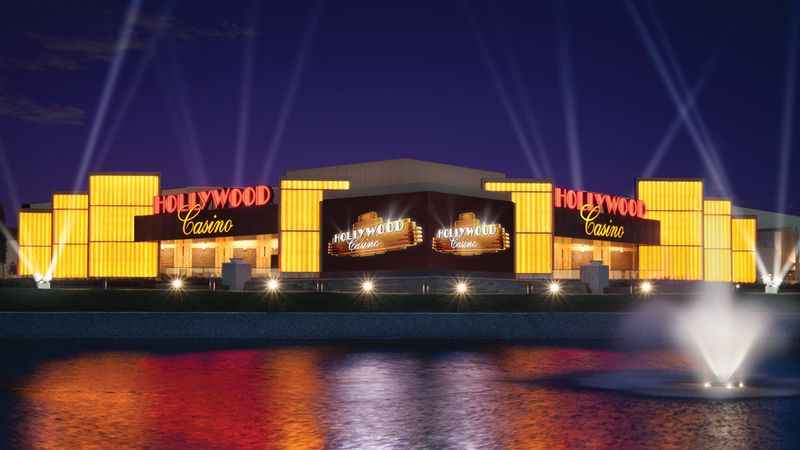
[672,285,772,385]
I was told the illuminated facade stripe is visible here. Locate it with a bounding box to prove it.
[732,216,757,283]
[703,199,732,282]
[279,179,349,273]
[637,179,704,280]
[52,193,88,278]
[89,174,160,278]
[483,180,553,275]
[17,211,52,276]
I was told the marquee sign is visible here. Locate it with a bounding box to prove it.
[328,211,423,257]
[554,187,646,219]
[153,185,272,214]
[134,205,278,242]
[433,212,510,256]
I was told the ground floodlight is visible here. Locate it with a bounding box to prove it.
[170,278,184,290]
[266,278,280,293]
[455,281,469,296]
[548,281,561,295]
[361,279,375,294]
[639,281,654,295]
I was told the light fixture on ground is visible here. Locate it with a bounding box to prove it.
[361,279,375,294]
[455,280,469,296]
[266,278,280,293]
[639,281,654,295]
[547,281,561,295]
[170,278,184,291]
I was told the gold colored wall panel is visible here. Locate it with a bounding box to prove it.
[279,179,349,273]
[483,180,553,275]
[637,179,703,280]
[89,174,159,206]
[52,245,88,278]
[89,206,152,242]
[53,193,89,210]
[89,174,159,277]
[279,231,320,273]
[703,199,732,282]
[732,217,757,283]
[89,242,158,277]
[704,249,732,282]
[18,211,52,246]
[18,246,51,277]
[53,209,88,244]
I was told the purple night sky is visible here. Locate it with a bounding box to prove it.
[0,0,797,226]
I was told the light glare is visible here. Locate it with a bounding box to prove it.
[266,278,280,292]
[170,278,184,290]
[548,281,561,295]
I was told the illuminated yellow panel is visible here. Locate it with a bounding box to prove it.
[279,231,320,273]
[484,181,552,193]
[704,249,732,282]
[52,245,88,278]
[18,211,52,246]
[703,199,731,216]
[89,174,159,206]
[89,242,158,277]
[89,206,152,242]
[53,209,88,244]
[89,174,160,277]
[731,217,757,283]
[481,180,553,275]
[280,180,350,190]
[637,179,703,281]
[639,245,703,281]
[53,193,88,210]
[516,233,552,275]
[645,211,703,246]
[18,246,51,276]
[279,179,349,273]
[733,251,757,283]
[702,199,732,282]
[280,190,323,231]
[731,217,756,252]
[637,180,703,211]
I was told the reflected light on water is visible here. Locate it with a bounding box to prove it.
[7,344,786,449]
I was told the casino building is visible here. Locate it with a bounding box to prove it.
[16,159,771,286]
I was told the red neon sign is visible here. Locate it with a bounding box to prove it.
[154,185,272,214]
[554,187,646,219]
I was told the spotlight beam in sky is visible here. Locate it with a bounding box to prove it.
[777,7,799,220]
[0,138,21,217]
[233,0,260,186]
[625,0,731,197]
[555,0,583,189]
[646,4,734,196]
[71,0,142,191]
[94,3,175,170]
[165,37,208,186]
[468,11,543,179]
[643,51,719,178]
[505,47,554,177]
[259,0,324,184]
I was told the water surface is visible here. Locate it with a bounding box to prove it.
[1,341,799,449]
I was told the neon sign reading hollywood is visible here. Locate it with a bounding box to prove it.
[329,211,423,257]
[154,185,272,214]
[554,187,646,218]
[433,212,510,256]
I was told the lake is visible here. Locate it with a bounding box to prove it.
[1,340,799,449]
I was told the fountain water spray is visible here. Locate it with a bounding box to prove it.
[672,285,771,386]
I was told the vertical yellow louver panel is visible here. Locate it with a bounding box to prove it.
[52,193,88,278]
[17,211,52,276]
[732,217,757,283]
[703,199,732,282]
[483,180,553,275]
[279,179,349,274]
[637,180,704,280]
[89,174,159,277]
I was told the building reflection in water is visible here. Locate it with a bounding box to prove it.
[13,344,778,449]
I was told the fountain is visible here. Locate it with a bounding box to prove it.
[572,284,800,399]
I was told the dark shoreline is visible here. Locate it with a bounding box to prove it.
[3,312,800,341]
